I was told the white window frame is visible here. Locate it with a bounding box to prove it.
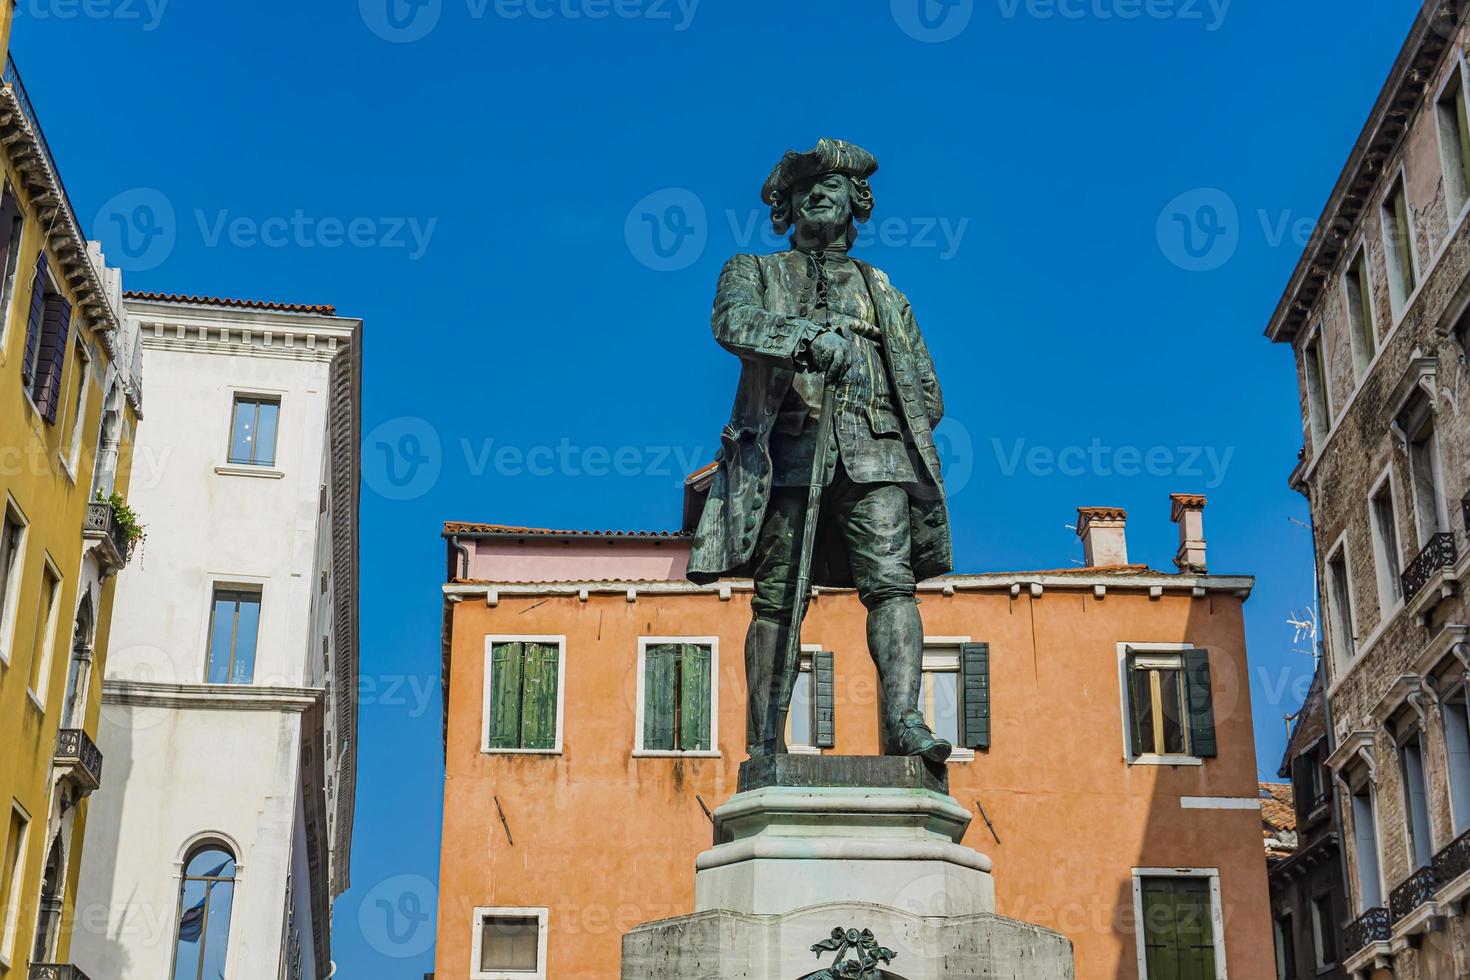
[61,334,91,478]
[481,635,567,755]
[1130,867,1227,979]
[1117,641,1202,767]
[1349,779,1388,911]
[1323,534,1359,677]
[218,387,286,478]
[785,644,822,756]
[924,635,975,762]
[200,578,266,686]
[1366,465,1405,619]
[1442,681,1470,835]
[1378,167,1421,320]
[1397,727,1436,869]
[27,553,63,708]
[1436,50,1470,229]
[0,799,30,969]
[633,635,720,758]
[0,495,28,666]
[1341,241,1378,381]
[469,906,548,980]
[0,180,25,356]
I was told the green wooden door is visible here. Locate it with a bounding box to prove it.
[1141,877,1216,980]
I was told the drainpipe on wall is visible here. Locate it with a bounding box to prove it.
[449,534,470,581]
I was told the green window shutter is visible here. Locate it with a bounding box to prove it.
[960,642,990,750]
[679,644,712,752]
[487,642,524,749]
[1182,649,1217,759]
[643,644,679,751]
[519,642,559,750]
[813,651,836,749]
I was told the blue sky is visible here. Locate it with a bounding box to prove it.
[14,0,1424,974]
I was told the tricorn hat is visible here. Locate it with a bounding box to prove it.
[760,138,878,206]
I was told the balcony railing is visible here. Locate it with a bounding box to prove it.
[29,966,92,980]
[1344,906,1391,955]
[54,728,103,793]
[1401,532,1458,601]
[83,501,131,576]
[1390,865,1440,921]
[1434,826,1470,886]
[3,56,81,252]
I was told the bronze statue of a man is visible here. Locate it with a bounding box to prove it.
[687,138,954,763]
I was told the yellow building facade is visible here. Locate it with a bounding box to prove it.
[0,4,144,976]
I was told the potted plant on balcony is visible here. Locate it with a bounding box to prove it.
[95,490,146,559]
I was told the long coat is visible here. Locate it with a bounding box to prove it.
[687,250,954,587]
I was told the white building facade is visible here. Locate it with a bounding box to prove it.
[71,293,361,980]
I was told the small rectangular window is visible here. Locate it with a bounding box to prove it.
[1402,395,1449,545]
[1343,249,1377,378]
[786,653,816,751]
[1310,894,1336,970]
[0,803,29,962]
[1139,876,1218,978]
[27,560,61,702]
[227,395,280,466]
[1401,733,1435,869]
[1369,477,1403,611]
[484,640,561,752]
[0,504,25,664]
[21,263,72,425]
[1274,913,1296,980]
[1381,179,1418,314]
[63,338,91,472]
[471,908,545,980]
[1325,548,1356,673]
[921,651,961,747]
[1438,63,1470,218]
[1126,650,1216,760]
[1303,331,1332,450]
[640,641,713,753]
[206,587,261,685]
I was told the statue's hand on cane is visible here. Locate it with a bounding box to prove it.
[806,330,853,384]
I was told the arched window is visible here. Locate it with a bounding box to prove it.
[171,842,236,980]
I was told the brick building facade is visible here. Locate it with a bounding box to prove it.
[1267,2,1470,975]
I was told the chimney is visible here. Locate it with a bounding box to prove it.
[1171,494,1208,573]
[1076,507,1128,567]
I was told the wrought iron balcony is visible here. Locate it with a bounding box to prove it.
[1390,865,1440,921]
[1343,906,1390,955]
[83,501,131,577]
[1401,532,1458,602]
[29,965,92,980]
[1434,826,1470,887]
[54,728,103,793]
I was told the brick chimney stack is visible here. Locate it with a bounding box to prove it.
[1076,507,1128,567]
[1170,494,1208,573]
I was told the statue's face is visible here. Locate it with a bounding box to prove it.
[790,173,853,242]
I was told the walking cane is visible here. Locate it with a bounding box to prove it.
[768,381,838,750]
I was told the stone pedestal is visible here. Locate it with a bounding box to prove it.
[622,757,1074,978]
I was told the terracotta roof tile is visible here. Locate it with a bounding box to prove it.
[124,291,338,317]
[443,522,690,539]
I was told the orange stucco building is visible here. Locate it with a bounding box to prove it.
[435,495,1273,980]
